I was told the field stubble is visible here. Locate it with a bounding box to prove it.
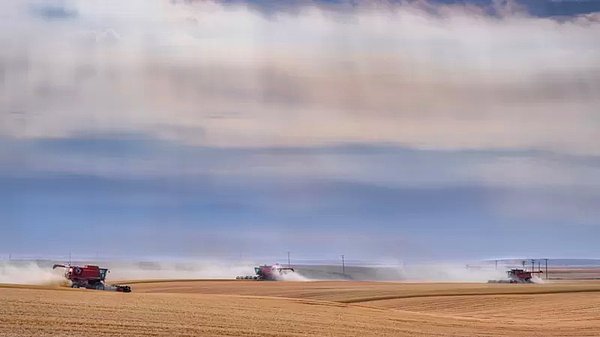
[1,280,600,337]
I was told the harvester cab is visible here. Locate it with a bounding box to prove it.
[99,268,108,281]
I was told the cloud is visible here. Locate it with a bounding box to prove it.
[0,0,599,155]
[182,0,600,18]
[491,186,600,225]
[1,0,599,259]
[29,3,78,21]
[2,134,598,187]
[2,133,599,226]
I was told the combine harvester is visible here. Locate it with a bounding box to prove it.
[489,268,544,283]
[236,264,295,280]
[53,264,131,292]
[505,268,543,283]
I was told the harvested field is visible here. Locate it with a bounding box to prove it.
[131,279,600,302]
[548,268,600,280]
[1,280,600,337]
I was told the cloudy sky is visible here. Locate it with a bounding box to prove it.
[1,0,599,262]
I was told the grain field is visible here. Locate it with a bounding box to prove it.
[1,281,599,337]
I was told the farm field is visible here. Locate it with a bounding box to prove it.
[1,280,600,337]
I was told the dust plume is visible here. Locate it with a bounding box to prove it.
[398,262,507,282]
[0,261,64,285]
[277,270,311,282]
[102,261,310,282]
[106,261,258,281]
[531,275,546,284]
[0,259,547,284]
[0,260,315,284]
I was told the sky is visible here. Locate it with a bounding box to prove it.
[0,0,599,262]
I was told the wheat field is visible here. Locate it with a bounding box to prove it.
[1,280,600,337]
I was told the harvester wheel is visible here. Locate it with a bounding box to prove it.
[71,284,80,288]
[95,283,105,290]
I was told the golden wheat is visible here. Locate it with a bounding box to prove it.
[1,280,599,337]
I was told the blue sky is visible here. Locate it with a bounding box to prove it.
[1,0,599,261]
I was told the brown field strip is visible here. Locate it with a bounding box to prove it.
[131,279,600,303]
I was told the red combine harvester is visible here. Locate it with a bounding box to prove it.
[236,264,295,280]
[506,268,543,283]
[53,264,131,292]
[489,268,543,283]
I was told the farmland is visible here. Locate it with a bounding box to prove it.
[1,280,600,337]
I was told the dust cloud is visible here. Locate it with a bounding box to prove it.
[0,259,528,285]
[277,270,311,282]
[398,263,508,283]
[0,261,64,285]
[0,260,315,284]
[107,261,259,281]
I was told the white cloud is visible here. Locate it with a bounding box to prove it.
[1,0,599,155]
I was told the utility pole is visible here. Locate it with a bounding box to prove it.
[495,260,498,270]
[545,258,549,280]
[341,255,345,275]
[531,259,535,273]
[287,251,291,268]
